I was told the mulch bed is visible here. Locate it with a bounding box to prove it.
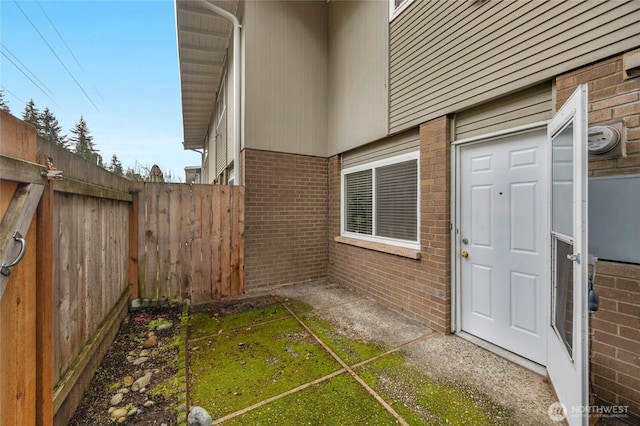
[68,305,182,425]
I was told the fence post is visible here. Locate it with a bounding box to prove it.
[36,155,54,426]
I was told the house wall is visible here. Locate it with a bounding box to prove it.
[390,0,640,134]
[243,0,328,157]
[243,149,328,292]
[555,52,640,416]
[327,117,452,333]
[327,0,389,156]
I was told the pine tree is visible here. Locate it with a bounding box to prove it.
[108,154,124,175]
[22,99,41,133]
[40,107,68,148]
[70,116,101,165]
[0,90,10,113]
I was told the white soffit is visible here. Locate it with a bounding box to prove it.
[176,0,237,150]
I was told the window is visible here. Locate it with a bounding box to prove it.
[390,0,414,20]
[341,152,419,249]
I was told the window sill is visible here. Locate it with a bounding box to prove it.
[334,236,421,259]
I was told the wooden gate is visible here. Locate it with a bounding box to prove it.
[137,182,244,304]
[0,112,53,425]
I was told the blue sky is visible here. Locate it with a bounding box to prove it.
[1,0,200,180]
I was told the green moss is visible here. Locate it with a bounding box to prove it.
[151,376,182,400]
[189,304,291,340]
[223,373,399,425]
[301,313,385,365]
[189,316,342,419]
[358,352,514,425]
[106,381,121,392]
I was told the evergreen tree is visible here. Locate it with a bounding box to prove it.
[22,99,41,133]
[0,90,10,113]
[40,107,68,148]
[70,116,101,165]
[108,154,124,175]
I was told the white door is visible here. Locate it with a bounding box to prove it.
[546,84,589,426]
[459,128,548,365]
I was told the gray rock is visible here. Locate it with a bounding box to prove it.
[133,356,149,366]
[110,393,124,406]
[131,373,152,392]
[188,406,212,426]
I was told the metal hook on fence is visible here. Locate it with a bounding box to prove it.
[0,231,27,276]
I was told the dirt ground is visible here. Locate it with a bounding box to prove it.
[68,305,182,425]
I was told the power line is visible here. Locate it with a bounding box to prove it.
[36,0,84,71]
[0,85,25,105]
[0,49,64,110]
[0,42,54,97]
[35,0,107,108]
[13,0,101,113]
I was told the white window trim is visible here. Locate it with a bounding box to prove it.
[389,0,415,21]
[341,151,420,250]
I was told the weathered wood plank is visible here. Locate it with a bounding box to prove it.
[211,186,222,298]
[168,184,182,298]
[129,191,140,299]
[53,177,132,202]
[0,154,46,185]
[191,186,204,303]
[230,186,241,295]
[180,185,193,300]
[35,170,54,426]
[200,186,213,301]
[0,183,45,299]
[157,184,170,297]
[220,186,231,297]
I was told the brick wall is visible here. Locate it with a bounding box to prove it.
[327,116,452,333]
[243,149,328,292]
[556,51,640,416]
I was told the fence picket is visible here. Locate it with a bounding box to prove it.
[137,183,243,303]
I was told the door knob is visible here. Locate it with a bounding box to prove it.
[460,251,469,258]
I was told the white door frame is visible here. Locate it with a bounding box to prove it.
[450,121,549,373]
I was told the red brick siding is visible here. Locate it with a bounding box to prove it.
[327,117,452,333]
[243,149,328,292]
[557,52,640,416]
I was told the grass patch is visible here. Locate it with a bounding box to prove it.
[358,352,514,425]
[222,373,399,425]
[189,304,291,340]
[189,317,342,419]
[301,313,385,365]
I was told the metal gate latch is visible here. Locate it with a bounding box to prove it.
[0,231,27,277]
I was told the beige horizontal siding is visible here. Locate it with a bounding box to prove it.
[390,0,640,133]
[342,129,419,169]
[455,82,553,140]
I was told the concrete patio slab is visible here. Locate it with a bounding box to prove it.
[273,279,560,424]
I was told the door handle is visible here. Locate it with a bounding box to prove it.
[460,251,469,258]
[0,231,27,277]
[567,253,581,263]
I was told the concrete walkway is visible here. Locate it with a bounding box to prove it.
[272,280,559,425]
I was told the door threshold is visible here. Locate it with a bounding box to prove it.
[455,331,547,377]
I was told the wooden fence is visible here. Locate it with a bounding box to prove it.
[0,111,244,425]
[137,182,244,304]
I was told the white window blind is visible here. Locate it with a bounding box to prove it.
[376,160,417,241]
[342,152,419,248]
[345,169,372,235]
